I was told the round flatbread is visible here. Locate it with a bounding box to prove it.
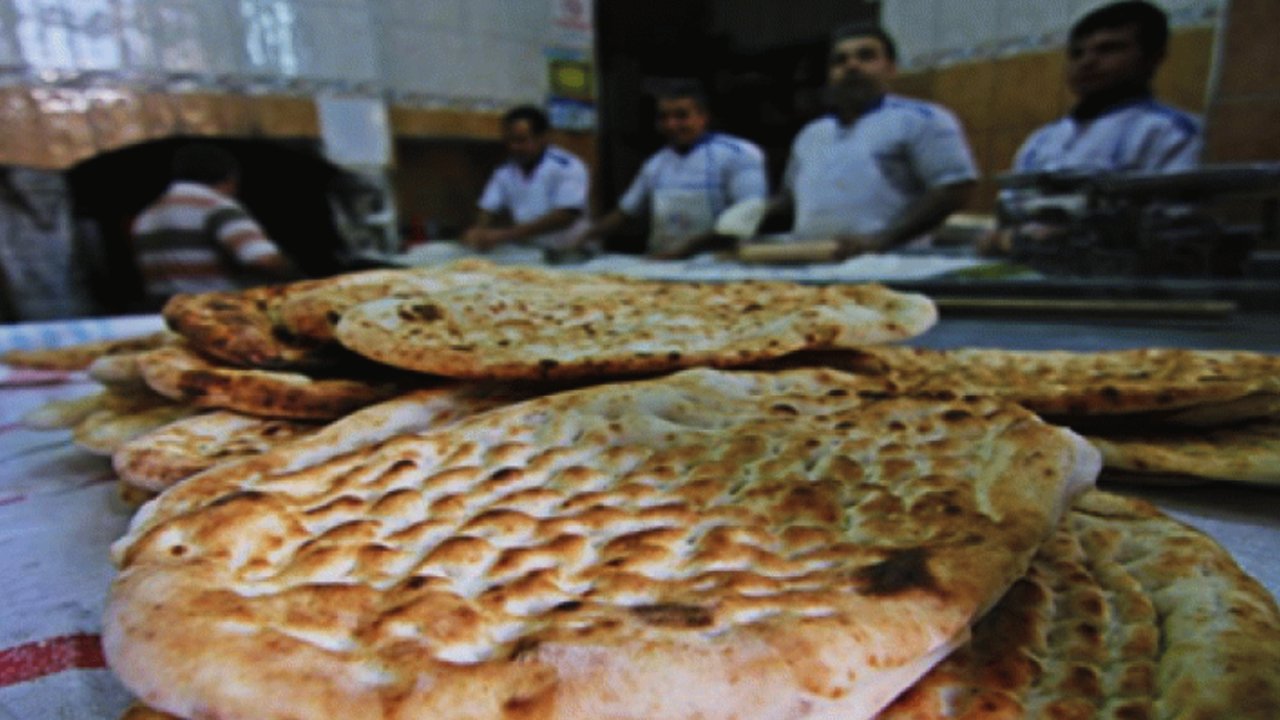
[162,284,337,369]
[802,346,1280,421]
[1088,419,1280,486]
[113,411,320,493]
[276,261,636,344]
[105,368,1097,720]
[74,402,202,456]
[136,345,405,420]
[335,282,937,380]
[113,384,519,494]
[0,331,174,371]
[881,490,1280,719]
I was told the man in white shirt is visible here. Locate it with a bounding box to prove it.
[463,105,589,252]
[1013,1,1200,178]
[982,1,1203,255]
[576,81,768,259]
[764,26,978,259]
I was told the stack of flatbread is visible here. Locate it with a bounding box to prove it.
[5,260,1278,718]
[801,345,1280,488]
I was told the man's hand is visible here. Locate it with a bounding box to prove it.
[832,233,886,260]
[462,226,516,251]
[974,228,1013,256]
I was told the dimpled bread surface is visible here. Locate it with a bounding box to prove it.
[277,260,637,343]
[113,411,320,493]
[821,346,1280,419]
[334,281,937,380]
[105,368,1097,720]
[880,491,1280,719]
[162,284,337,369]
[136,345,403,420]
[1087,419,1280,486]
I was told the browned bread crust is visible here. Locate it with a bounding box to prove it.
[136,345,404,420]
[105,368,1096,720]
[335,282,937,380]
[1088,418,1280,486]
[162,284,335,369]
[0,331,174,371]
[803,346,1280,420]
[881,490,1280,719]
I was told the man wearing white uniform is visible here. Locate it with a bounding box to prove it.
[1013,1,1200,177]
[576,81,768,259]
[980,1,1202,255]
[764,26,977,259]
[463,105,589,252]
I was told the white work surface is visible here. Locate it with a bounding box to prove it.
[0,312,1276,719]
[382,241,992,283]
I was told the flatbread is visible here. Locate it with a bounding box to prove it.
[114,493,1280,719]
[88,352,150,388]
[113,385,516,494]
[135,345,405,420]
[73,402,202,456]
[804,346,1280,421]
[22,391,113,430]
[881,490,1280,719]
[113,412,319,493]
[1087,419,1280,486]
[335,282,937,380]
[162,284,338,369]
[0,331,174,371]
[22,386,173,431]
[105,368,1097,720]
[277,260,636,343]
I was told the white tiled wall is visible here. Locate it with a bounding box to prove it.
[0,0,573,107]
[884,0,1224,70]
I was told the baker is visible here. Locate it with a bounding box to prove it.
[574,80,768,259]
[762,24,978,259]
[1013,1,1201,177]
[462,105,590,252]
[981,1,1203,255]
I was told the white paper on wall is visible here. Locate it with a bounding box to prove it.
[317,94,391,168]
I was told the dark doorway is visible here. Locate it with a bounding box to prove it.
[594,0,879,250]
[67,137,352,313]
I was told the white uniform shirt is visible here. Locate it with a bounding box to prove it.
[478,144,589,250]
[784,95,978,238]
[617,133,767,254]
[1014,98,1202,174]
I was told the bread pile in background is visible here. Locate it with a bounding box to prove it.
[5,259,1278,720]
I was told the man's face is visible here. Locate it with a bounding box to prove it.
[828,36,895,89]
[503,119,547,167]
[1066,25,1156,98]
[656,97,709,149]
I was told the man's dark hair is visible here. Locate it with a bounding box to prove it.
[653,79,710,113]
[831,24,898,63]
[502,105,550,135]
[172,144,239,185]
[1070,1,1169,60]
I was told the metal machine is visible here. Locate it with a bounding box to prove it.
[997,163,1280,277]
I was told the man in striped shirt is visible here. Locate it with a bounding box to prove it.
[131,145,290,306]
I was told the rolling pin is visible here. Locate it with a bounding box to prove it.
[737,239,841,264]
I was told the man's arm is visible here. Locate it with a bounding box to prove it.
[216,207,295,278]
[465,208,582,251]
[572,209,630,249]
[835,181,973,258]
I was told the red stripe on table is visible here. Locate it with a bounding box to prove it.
[0,634,106,686]
[0,494,26,507]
